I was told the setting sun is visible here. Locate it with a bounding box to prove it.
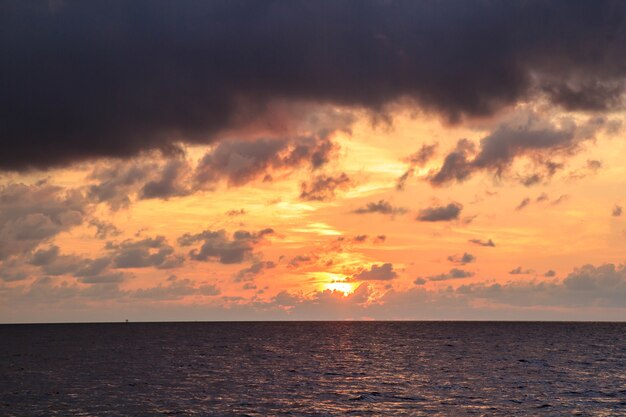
[324,281,355,296]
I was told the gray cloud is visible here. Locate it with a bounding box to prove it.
[397,144,438,190]
[132,276,220,300]
[233,260,276,283]
[351,263,398,281]
[0,183,88,260]
[429,114,618,186]
[139,159,192,200]
[178,228,273,264]
[300,173,352,201]
[106,236,183,269]
[426,268,475,282]
[447,252,476,265]
[353,200,407,216]
[509,266,533,275]
[469,238,496,247]
[195,135,335,188]
[89,219,121,240]
[416,202,463,222]
[612,205,623,217]
[516,197,532,211]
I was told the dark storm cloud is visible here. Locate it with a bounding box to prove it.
[612,205,623,217]
[178,228,273,264]
[350,263,398,281]
[416,202,462,222]
[2,1,626,171]
[300,173,352,201]
[353,200,407,216]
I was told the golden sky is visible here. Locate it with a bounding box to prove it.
[2,1,626,322]
[2,103,625,322]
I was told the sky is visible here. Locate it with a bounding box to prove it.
[1,0,626,322]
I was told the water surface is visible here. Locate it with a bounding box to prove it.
[1,322,625,416]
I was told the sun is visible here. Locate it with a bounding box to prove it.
[324,281,354,296]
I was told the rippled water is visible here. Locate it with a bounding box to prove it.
[1,322,625,416]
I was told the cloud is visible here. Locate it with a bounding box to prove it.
[516,197,531,211]
[447,252,476,265]
[612,205,623,217]
[458,263,626,309]
[428,113,617,186]
[233,261,276,283]
[397,144,438,190]
[132,277,220,300]
[178,228,273,264]
[551,194,569,205]
[426,268,475,282]
[509,266,533,275]
[416,202,462,222]
[4,262,626,321]
[544,270,557,277]
[226,209,246,217]
[0,183,88,260]
[89,219,121,240]
[27,244,134,285]
[428,139,476,186]
[414,277,427,286]
[353,200,407,216]
[300,173,352,201]
[287,255,315,269]
[350,263,398,281]
[194,135,335,188]
[0,257,33,282]
[469,238,496,247]
[139,159,193,200]
[87,161,156,210]
[3,2,626,170]
[106,236,183,269]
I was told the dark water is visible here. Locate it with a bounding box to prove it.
[1,322,625,416]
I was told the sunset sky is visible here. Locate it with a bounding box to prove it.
[1,0,626,322]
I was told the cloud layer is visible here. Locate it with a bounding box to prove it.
[2,1,626,170]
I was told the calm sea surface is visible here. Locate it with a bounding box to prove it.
[1,322,625,416]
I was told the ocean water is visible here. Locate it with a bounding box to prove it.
[1,322,625,416]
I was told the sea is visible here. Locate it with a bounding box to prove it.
[1,322,625,416]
